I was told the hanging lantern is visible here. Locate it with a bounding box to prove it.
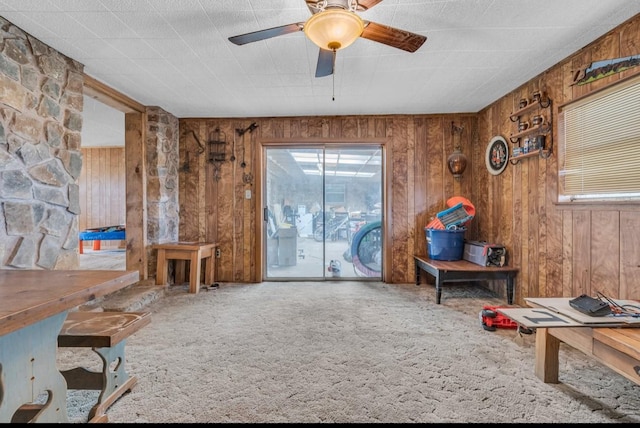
[447,147,468,180]
[448,122,467,180]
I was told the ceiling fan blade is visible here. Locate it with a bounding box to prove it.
[315,48,334,78]
[228,23,303,45]
[361,21,426,53]
[356,0,384,11]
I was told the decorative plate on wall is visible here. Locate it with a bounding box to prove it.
[485,136,509,175]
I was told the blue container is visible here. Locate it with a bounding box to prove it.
[425,228,466,261]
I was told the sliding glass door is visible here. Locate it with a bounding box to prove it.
[264,146,382,280]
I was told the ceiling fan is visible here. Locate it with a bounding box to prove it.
[228,0,427,78]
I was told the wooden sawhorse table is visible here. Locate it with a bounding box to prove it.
[496,301,640,387]
[153,242,218,294]
[414,254,518,304]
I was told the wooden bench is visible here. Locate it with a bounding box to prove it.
[414,254,518,304]
[58,311,151,423]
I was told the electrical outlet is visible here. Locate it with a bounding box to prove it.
[215,248,221,258]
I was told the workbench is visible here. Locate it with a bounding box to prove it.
[497,298,640,387]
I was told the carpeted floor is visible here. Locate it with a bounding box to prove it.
[60,281,640,423]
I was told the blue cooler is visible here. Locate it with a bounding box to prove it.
[425,228,466,261]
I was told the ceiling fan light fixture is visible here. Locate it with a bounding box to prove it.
[304,9,364,51]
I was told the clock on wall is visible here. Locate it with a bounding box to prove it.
[485,136,509,175]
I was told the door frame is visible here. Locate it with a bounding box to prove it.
[256,139,389,282]
[83,74,148,279]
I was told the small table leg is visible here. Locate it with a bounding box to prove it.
[189,250,202,294]
[506,277,515,304]
[155,249,168,286]
[415,262,421,286]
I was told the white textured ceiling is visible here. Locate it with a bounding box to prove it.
[1,0,639,122]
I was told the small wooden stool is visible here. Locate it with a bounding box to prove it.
[58,311,151,423]
[152,242,218,294]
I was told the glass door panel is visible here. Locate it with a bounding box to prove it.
[264,146,382,280]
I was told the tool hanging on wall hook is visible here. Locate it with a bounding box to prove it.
[236,122,258,169]
[230,127,236,162]
[236,122,258,137]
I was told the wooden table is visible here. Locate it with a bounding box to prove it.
[0,269,140,423]
[497,299,640,387]
[152,242,218,294]
[414,254,518,304]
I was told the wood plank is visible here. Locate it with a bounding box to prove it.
[591,211,619,297]
[413,118,428,258]
[124,112,146,278]
[593,328,640,361]
[0,270,139,336]
[391,117,409,283]
[572,211,591,296]
[561,211,574,297]
[620,211,640,299]
[406,118,416,280]
[59,311,151,348]
[543,66,563,297]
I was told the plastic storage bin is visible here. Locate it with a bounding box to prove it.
[425,228,466,261]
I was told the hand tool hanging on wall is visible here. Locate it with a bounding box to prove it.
[235,122,258,184]
[230,128,236,162]
[180,129,206,173]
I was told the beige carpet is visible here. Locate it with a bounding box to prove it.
[60,281,640,423]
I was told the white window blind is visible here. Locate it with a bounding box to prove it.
[559,74,640,202]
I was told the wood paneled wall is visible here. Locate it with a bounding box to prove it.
[179,115,478,284]
[475,15,640,303]
[78,147,126,251]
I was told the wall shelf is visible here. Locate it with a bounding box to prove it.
[508,91,553,163]
[509,148,552,164]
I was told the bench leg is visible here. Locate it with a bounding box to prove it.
[93,240,101,251]
[435,276,443,304]
[506,276,515,304]
[61,341,136,423]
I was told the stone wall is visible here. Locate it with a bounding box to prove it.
[145,107,179,275]
[0,17,85,269]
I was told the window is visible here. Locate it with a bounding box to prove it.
[558,74,640,202]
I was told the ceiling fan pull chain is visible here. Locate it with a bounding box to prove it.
[332,73,335,101]
[332,49,336,101]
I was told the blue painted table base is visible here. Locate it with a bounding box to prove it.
[0,312,69,423]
